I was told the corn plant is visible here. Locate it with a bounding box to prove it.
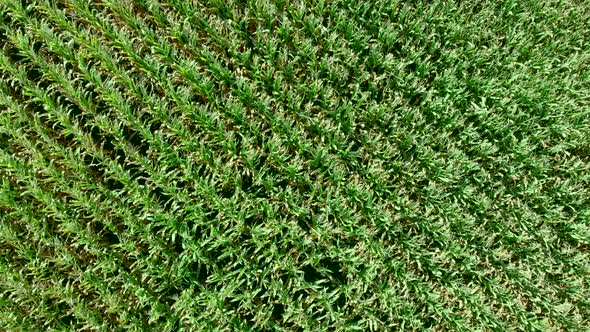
[0,0,589,331]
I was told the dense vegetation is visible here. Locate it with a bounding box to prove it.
[0,0,589,330]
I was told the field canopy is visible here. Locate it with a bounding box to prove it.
[0,0,589,330]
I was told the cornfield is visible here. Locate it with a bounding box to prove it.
[0,0,589,330]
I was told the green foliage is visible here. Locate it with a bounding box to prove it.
[0,0,589,330]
